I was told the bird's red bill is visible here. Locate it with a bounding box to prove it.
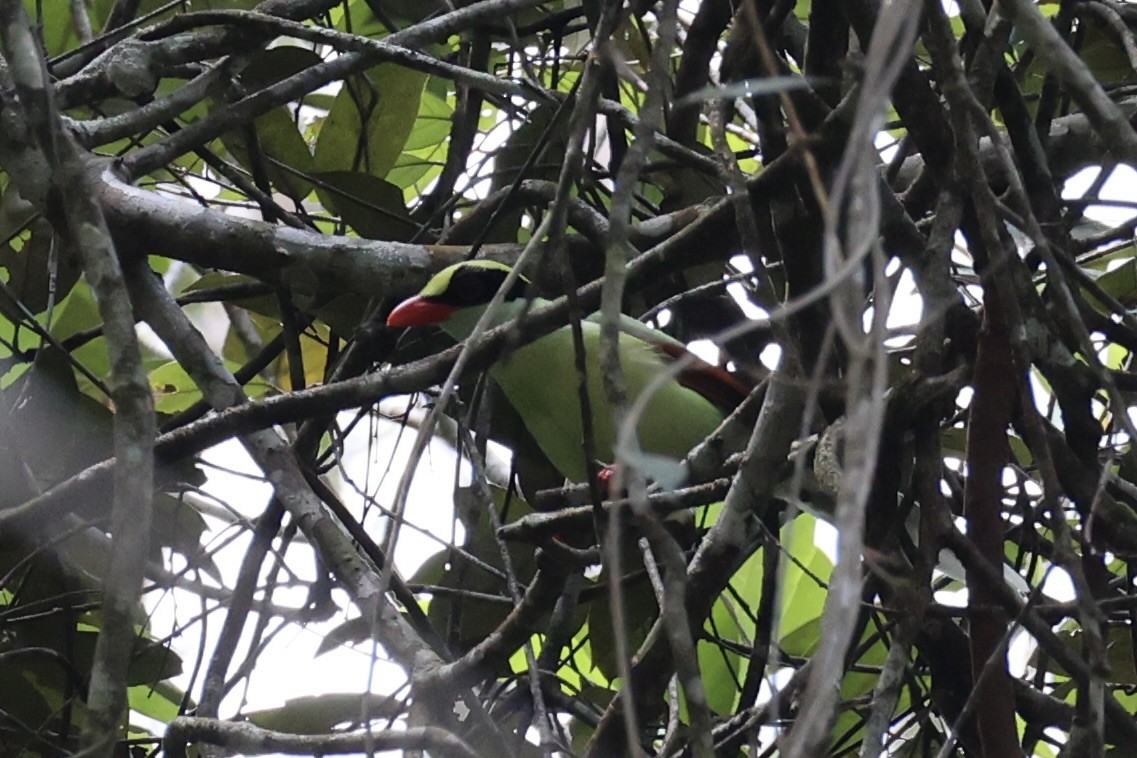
[386,296,456,327]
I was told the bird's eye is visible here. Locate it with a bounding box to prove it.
[466,278,489,299]
[450,269,503,305]
[452,273,486,303]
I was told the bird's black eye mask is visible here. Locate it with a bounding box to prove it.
[432,265,529,307]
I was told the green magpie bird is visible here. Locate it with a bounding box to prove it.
[387,262,1035,600]
[386,260,750,487]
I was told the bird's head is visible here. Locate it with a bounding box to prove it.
[386,260,530,339]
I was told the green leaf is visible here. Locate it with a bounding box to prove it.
[1077,19,1137,87]
[313,171,416,241]
[692,547,765,715]
[0,346,113,500]
[315,616,370,656]
[59,630,183,687]
[1084,258,1137,308]
[313,66,428,180]
[694,623,743,715]
[218,47,320,200]
[554,622,610,693]
[588,573,658,681]
[139,0,256,11]
[407,548,450,587]
[831,627,893,752]
[1040,625,1137,684]
[26,0,87,56]
[330,0,440,34]
[48,280,111,392]
[419,534,538,653]
[0,208,83,317]
[245,693,403,734]
[130,679,190,724]
[386,150,444,191]
[779,514,833,649]
[402,90,453,151]
[182,271,277,313]
[149,360,204,414]
[491,103,568,194]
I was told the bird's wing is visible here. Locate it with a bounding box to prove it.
[645,338,752,414]
[584,312,752,413]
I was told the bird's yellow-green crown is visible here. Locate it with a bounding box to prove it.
[420,260,524,298]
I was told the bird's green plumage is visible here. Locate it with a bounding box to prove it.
[400,261,728,484]
[487,320,724,483]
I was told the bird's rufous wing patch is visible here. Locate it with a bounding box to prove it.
[651,341,752,413]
